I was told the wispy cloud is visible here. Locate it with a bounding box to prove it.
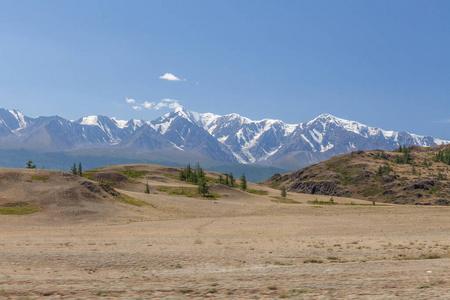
[155,98,182,110]
[434,119,450,123]
[126,98,182,111]
[159,73,186,81]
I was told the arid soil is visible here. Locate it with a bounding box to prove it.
[0,165,449,299]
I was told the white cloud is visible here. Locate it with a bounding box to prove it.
[126,98,182,111]
[142,101,154,109]
[159,73,185,81]
[154,98,182,110]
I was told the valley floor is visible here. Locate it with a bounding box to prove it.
[1,175,449,299]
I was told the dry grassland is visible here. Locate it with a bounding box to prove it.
[0,165,449,299]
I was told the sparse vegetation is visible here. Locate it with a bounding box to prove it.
[157,186,220,199]
[374,150,387,160]
[270,196,300,204]
[395,145,412,164]
[0,202,42,215]
[308,198,338,205]
[376,164,391,176]
[358,185,385,197]
[119,170,146,179]
[115,194,153,207]
[246,189,268,195]
[99,179,117,188]
[434,148,450,165]
[158,186,198,197]
[304,258,324,264]
[28,175,49,182]
[81,170,97,181]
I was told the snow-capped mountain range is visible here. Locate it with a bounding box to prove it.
[0,107,448,169]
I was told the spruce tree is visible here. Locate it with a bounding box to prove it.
[78,162,82,176]
[189,172,198,184]
[26,160,36,169]
[229,173,235,187]
[281,186,287,198]
[186,163,192,178]
[240,173,247,191]
[377,165,383,176]
[71,163,77,174]
[179,169,186,181]
[145,181,150,194]
[197,178,209,196]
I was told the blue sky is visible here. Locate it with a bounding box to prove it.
[0,0,449,139]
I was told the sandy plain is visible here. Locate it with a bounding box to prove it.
[0,165,449,299]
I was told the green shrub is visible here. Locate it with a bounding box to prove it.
[157,187,220,199]
[308,199,338,205]
[28,175,50,182]
[119,170,146,179]
[247,189,268,195]
[0,202,42,215]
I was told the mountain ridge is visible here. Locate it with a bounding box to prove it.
[0,107,448,170]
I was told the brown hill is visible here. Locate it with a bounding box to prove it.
[263,145,450,205]
[0,167,144,224]
[0,163,277,225]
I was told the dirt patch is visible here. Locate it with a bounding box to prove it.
[94,172,128,183]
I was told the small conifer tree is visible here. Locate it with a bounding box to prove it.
[198,178,209,196]
[71,163,77,174]
[281,186,287,198]
[78,162,82,176]
[229,172,235,187]
[145,181,150,194]
[240,173,247,190]
[26,160,36,169]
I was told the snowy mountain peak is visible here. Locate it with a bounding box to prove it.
[111,117,128,129]
[0,107,448,170]
[8,109,28,129]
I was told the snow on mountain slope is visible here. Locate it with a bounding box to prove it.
[0,107,448,168]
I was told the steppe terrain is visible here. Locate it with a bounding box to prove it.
[0,164,449,299]
[265,145,450,205]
